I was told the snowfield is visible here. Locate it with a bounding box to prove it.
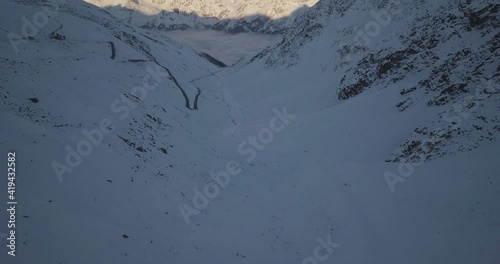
[0,0,499,263]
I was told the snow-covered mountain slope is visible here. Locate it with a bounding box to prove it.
[214,0,500,262]
[241,0,500,162]
[1,0,499,263]
[0,0,245,263]
[85,0,319,33]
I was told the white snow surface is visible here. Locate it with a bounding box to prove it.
[0,0,499,263]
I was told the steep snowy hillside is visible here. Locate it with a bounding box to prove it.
[0,0,245,263]
[244,0,499,162]
[218,0,500,262]
[85,0,319,33]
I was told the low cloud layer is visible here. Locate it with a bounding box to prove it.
[164,30,280,65]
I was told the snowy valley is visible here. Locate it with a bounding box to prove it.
[0,0,499,263]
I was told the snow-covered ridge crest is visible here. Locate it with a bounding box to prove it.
[85,0,320,33]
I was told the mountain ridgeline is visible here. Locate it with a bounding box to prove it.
[86,0,320,33]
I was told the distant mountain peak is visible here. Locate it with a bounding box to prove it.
[86,0,320,33]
